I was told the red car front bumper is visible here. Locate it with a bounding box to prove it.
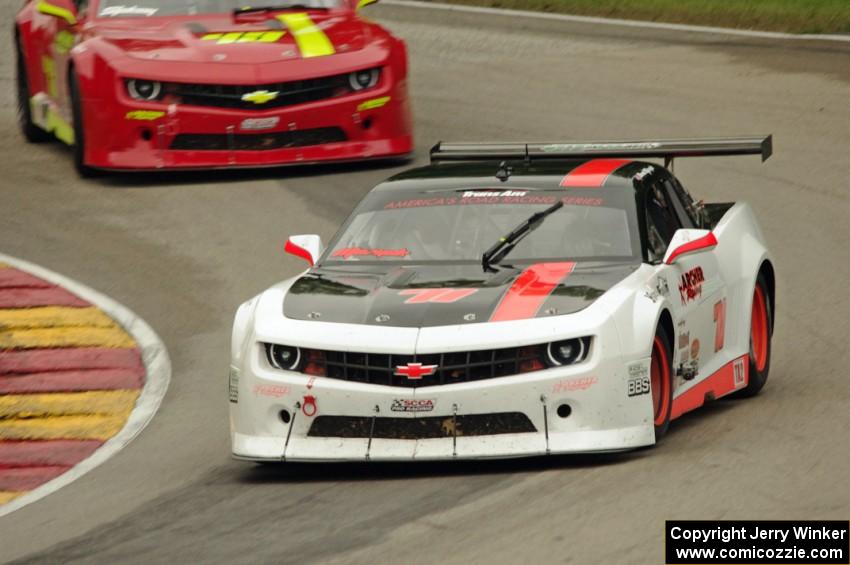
[82,79,413,171]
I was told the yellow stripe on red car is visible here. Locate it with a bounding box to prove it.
[276,13,335,58]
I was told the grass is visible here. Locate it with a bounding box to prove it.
[422,0,850,34]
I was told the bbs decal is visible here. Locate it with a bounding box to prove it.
[628,376,650,397]
[627,362,650,397]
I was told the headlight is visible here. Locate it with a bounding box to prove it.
[546,337,592,366]
[266,344,300,371]
[349,68,380,91]
[126,79,162,101]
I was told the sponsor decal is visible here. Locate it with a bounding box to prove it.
[733,357,746,388]
[633,165,655,180]
[228,367,239,403]
[357,96,391,112]
[678,331,690,350]
[394,363,438,380]
[302,394,318,417]
[241,117,280,131]
[391,398,435,413]
[552,376,597,393]
[399,288,478,304]
[200,31,286,44]
[100,5,159,17]
[561,196,604,206]
[713,298,727,352]
[542,142,661,153]
[384,194,559,209]
[253,384,291,398]
[126,110,165,121]
[627,362,650,397]
[332,247,410,259]
[690,339,701,361]
[462,190,528,198]
[306,376,316,390]
[241,90,279,105]
[678,266,705,305]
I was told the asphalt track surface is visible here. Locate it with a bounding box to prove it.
[2,3,850,563]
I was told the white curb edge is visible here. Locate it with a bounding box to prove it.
[384,0,850,43]
[0,253,171,518]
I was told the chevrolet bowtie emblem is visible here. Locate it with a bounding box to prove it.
[241,90,279,104]
[395,363,438,380]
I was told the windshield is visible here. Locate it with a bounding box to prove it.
[97,0,341,18]
[323,189,640,265]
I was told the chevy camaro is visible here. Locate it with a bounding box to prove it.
[15,0,413,175]
[229,136,775,462]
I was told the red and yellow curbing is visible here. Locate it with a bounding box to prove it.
[0,263,145,504]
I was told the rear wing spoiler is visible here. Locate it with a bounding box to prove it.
[430,136,772,166]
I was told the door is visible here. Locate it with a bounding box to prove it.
[644,176,728,384]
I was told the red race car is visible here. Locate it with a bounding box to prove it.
[15,0,414,175]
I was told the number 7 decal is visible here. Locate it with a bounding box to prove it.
[713,298,726,352]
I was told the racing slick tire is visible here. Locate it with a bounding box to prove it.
[651,324,674,441]
[16,36,51,143]
[738,272,773,397]
[69,72,97,178]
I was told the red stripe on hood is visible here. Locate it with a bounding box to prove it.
[490,262,576,322]
[560,159,632,188]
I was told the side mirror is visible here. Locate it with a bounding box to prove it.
[37,0,78,25]
[284,235,323,267]
[355,0,379,10]
[663,229,717,265]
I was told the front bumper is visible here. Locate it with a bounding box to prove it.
[82,80,412,170]
[230,325,655,462]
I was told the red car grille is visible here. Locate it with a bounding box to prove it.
[170,127,347,151]
[166,73,351,110]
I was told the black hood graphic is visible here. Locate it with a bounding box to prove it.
[283,262,638,327]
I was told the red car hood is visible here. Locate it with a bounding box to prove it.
[91,11,372,65]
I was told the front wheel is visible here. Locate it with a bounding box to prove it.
[651,325,673,441]
[739,273,772,397]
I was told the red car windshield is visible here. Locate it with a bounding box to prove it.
[323,189,641,264]
[97,1,341,18]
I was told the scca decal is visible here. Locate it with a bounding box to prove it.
[391,399,435,413]
[679,266,705,305]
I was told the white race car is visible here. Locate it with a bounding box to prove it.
[230,136,775,462]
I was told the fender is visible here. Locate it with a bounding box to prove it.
[232,296,262,365]
[712,202,774,356]
[15,12,49,99]
[597,264,672,361]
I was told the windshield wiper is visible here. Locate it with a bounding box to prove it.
[481,200,564,271]
[233,4,327,15]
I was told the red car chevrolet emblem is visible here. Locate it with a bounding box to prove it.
[395,363,438,380]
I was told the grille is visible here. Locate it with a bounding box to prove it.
[308,413,537,439]
[297,345,547,388]
[170,127,347,151]
[166,73,351,110]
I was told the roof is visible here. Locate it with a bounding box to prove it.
[376,159,658,194]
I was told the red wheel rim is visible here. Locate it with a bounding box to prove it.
[650,336,670,426]
[751,285,769,372]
